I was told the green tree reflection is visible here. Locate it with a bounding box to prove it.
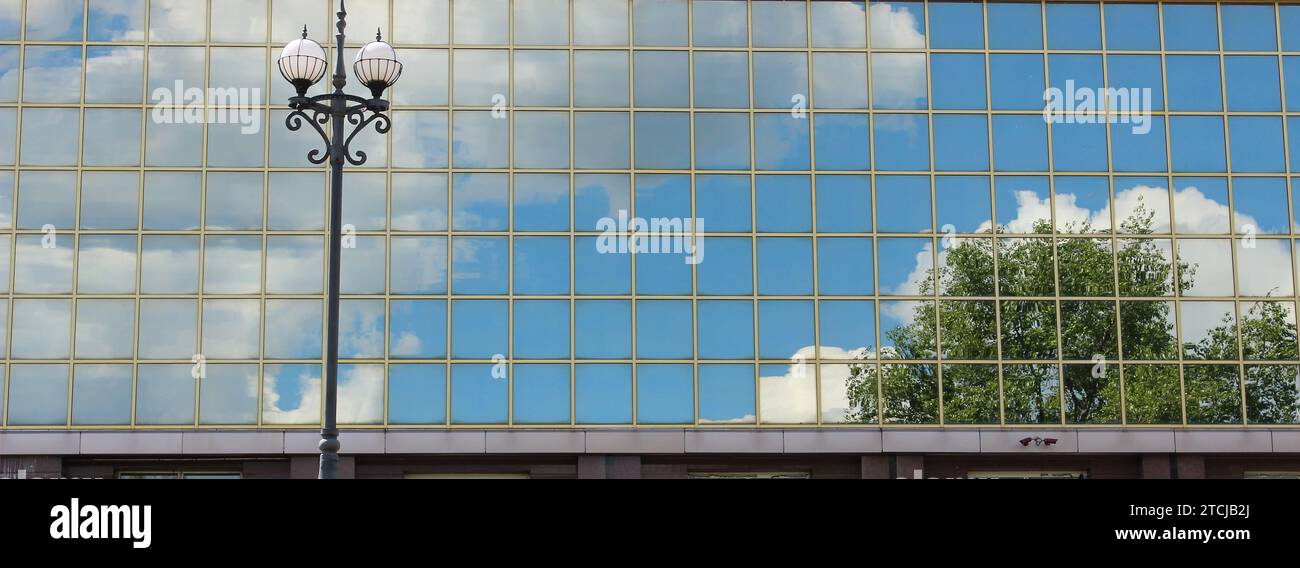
[845,204,1299,425]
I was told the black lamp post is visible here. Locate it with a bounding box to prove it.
[277,0,402,479]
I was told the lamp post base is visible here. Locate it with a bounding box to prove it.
[318,433,341,479]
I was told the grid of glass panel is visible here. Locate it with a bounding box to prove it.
[2,0,1300,429]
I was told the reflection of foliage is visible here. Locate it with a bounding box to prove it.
[1238,302,1298,360]
[1003,365,1061,423]
[845,206,1299,424]
[1121,366,1180,424]
[1248,365,1300,423]
[1061,365,1120,424]
[844,363,879,424]
[1184,365,1243,424]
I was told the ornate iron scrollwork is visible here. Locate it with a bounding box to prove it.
[285,95,390,166]
[285,108,333,164]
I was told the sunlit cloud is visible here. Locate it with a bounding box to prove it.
[758,345,869,423]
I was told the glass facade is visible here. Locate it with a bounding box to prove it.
[2,0,1300,429]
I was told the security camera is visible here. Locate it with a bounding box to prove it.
[1043,438,1058,446]
[1019,437,1034,447]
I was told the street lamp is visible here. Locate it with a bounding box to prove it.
[277,0,402,479]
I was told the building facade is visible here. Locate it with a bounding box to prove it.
[2,0,1300,478]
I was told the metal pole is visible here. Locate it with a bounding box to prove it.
[318,0,349,480]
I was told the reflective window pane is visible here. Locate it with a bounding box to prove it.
[1064,364,1120,424]
[943,365,999,424]
[637,364,694,423]
[12,299,72,359]
[72,365,132,425]
[392,237,448,294]
[212,0,267,42]
[451,363,508,423]
[756,114,812,170]
[633,0,688,46]
[514,237,570,294]
[576,364,632,424]
[394,0,449,44]
[514,111,569,168]
[452,111,508,167]
[75,300,135,359]
[635,51,689,108]
[575,300,631,359]
[86,47,144,103]
[514,301,569,358]
[1185,366,1242,424]
[692,1,747,47]
[753,0,805,47]
[263,364,321,425]
[340,300,385,359]
[389,364,447,425]
[26,0,84,40]
[83,109,142,166]
[515,364,571,424]
[203,236,262,294]
[515,50,568,106]
[761,361,816,425]
[1246,365,1300,424]
[150,0,206,41]
[77,235,137,294]
[699,364,755,424]
[266,236,323,294]
[0,0,17,39]
[20,109,79,165]
[138,300,197,359]
[1004,365,1061,424]
[454,0,509,44]
[452,300,508,359]
[514,0,568,45]
[871,2,924,49]
[698,300,753,359]
[574,51,629,107]
[338,365,385,424]
[814,1,866,48]
[575,112,630,169]
[201,300,261,359]
[392,173,448,231]
[15,236,74,294]
[7,365,69,425]
[1045,2,1099,49]
[136,365,195,425]
[575,0,628,45]
[341,236,386,294]
[1222,4,1276,52]
[265,301,323,360]
[929,1,983,49]
[1163,3,1218,51]
[754,52,807,109]
[882,364,938,424]
[987,2,1041,49]
[200,365,259,425]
